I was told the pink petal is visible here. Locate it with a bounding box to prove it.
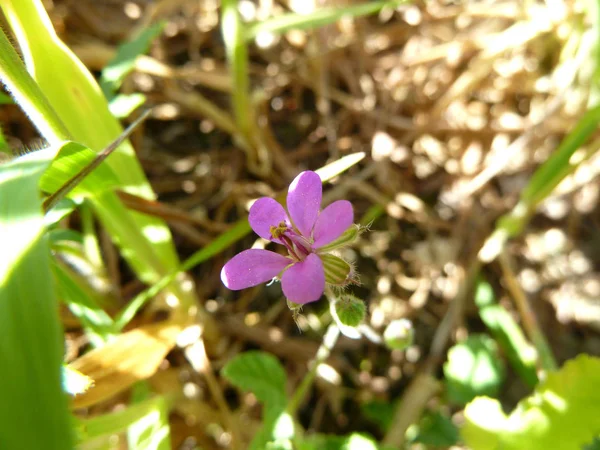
[281,254,325,304]
[312,200,354,248]
[249,197,289,242]
[286,171,322,237]
[221,249,291,290]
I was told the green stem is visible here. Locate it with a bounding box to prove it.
[287,322,340,416]
[221,0,251,138]
[499,251,557,372]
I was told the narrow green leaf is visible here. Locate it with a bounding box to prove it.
[52,260,116,347]
[444,334,505,405]
[80,396,171,443]
[245,0,404,41]
[3,0,183,276]
[0,25,69,145]
[109,93,146,118]
[126,391,171,450]
[42,110,150,211]
[0,151,73,450]
[100,22,165,99]
[44,197,78,226]
[48,228,84,246]
[521,104,600,207]
[475,279,538,387]
[462,355,600,450]
[221,0,253,139]
[480,105,600,262]
[39,143,119,201]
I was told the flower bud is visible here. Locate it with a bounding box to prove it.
[332,294,366,328]
[317,224,361,253]
[384,319,414,351]
[321,253,353,286]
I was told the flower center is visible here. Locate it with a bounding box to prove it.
[270,221,312,262]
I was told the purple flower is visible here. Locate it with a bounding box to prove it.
[221,171,355,304]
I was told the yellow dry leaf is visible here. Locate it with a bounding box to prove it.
[70,320,184,409]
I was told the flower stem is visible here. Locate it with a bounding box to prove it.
[499,250,557,373]
[286,322,340,416]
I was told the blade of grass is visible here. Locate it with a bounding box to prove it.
[2,0,198,313]
[221,0,269,175]
[52,260,116,347]
[79,396,172,443]
[0,150,73,450]
[99,21,165,99]
[480,104,600,262]
[474,278,538,387]
[42,110,151,211]
[0,25,69,145]
[244,0,405,40]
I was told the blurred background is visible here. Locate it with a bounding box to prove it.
[3,0,600,449]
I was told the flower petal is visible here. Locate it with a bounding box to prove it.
[312,200,354,248]
[221,249,291,290]
[281,253,325,304]
[286,171,322,237]
[249,197,288,242]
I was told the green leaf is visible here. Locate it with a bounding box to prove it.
[298,433,380,450]
[48,228,84,246]
[126,386,171,450]
[52,260,116,347]
[475,279,538,387]
[361,400,396,432]
[0,25,69,145]
[245,0,405,41]
[0,150,73,449]
[80,396,171,444]
[100,22,165,99]
[462,355,600,450]
[521,104,600,207]
[222,351,292,449]
[109,93,146,118]
[222,351,287,409]
[481,104,600,262]
[3,0,185,285]
[444,334,505,405]
[414,411,460,448]
[39,142,120,199]
[221,0,253,147]
[44,197,78,226]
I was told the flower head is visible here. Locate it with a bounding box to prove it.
[221,171,356,304]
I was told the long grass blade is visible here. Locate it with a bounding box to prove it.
[245,0,404,40]
[0,151,73,449]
